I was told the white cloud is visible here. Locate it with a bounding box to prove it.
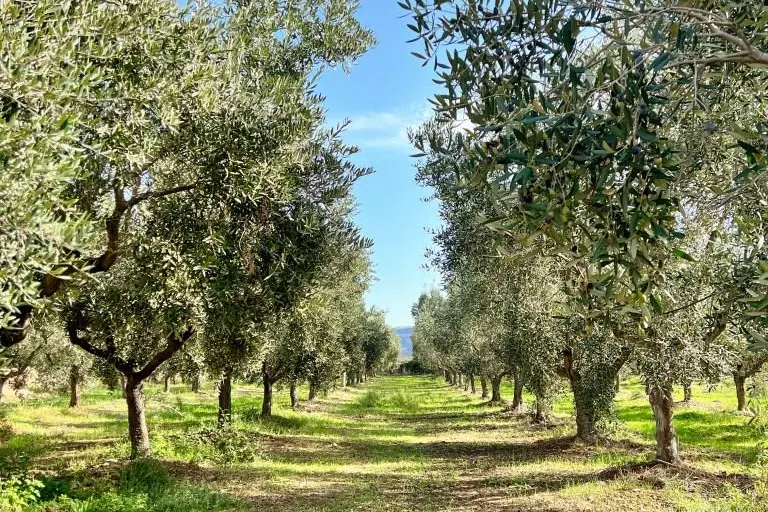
[329,104,477,153]
[329,104,432,152]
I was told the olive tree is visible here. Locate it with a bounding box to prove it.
[406,0,768,464]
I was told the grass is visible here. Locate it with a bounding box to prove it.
[0,376,767,511]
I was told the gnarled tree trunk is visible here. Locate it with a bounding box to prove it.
[648,383,681,464]
[511,373,524,413]
[261,377,273,417]
[480,377,488,398]
[218,370,232,427]
[69,365,80,408]
[190,373,200,393]
[120,375,127,399]
[534,394,550,423]
[734,374,747,412]
[561,346,631,444]
[683,382,692,403]
[573,389,598,443]
[490,375,502,403]
[290,380,298,408]
[125,377,150,459]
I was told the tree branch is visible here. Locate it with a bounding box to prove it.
[133,329,193,382]
[65,309,133,374]
[126,183,197,209]
[610,346,633,376]
[0,345,42,379]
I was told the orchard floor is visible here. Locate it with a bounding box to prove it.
[2,375,767,511]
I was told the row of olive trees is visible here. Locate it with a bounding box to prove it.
[0,0,399,459]
[406,0,768,465]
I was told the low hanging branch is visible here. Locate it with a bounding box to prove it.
[65,306,194,379]
[1,180,197,350]
[0,345,42,381]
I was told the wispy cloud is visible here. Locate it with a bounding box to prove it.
[329,104,432,152]
[329,104,477,153]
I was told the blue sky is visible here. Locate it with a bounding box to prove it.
[317,2,441,328]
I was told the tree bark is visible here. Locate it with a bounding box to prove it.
[261,377,273,417]
[218,370,232,427]
[490,375,502,403]
[480,377,488,398]
[683,382,692,403]
[511,374,524,413]
[648,384,681,464]
[469,374,476,394]
[69,365,80,408]
[163,375,170,393]
[573,390,597,443]
[290,380,298,408]
[308,380,317,401]
[125,377,150,459]
[191,373,200,393]
[561,346,631,444]
[614,375,620,393]
[734,374,747,412]
[463,374,469,391]
[341,371,347,389]
[534,394,550,423]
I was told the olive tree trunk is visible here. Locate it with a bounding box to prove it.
[261,377,273,417]
[290,380,298,408]
[308,380,317,401]
[573,388,599,443]
[648,384,681,464]
[534,395,550,423]
[490,375,502,403]
[66,318,192,460]
[125,377,150,459]
[218,370,232,427]
[341,371,347,389]
[190,373,201,393]
[469,374,476,394]
[163,375,170,393]
[561,347,631,444]
[734,374,747,412]
[510,374,524,413]
[682,382,692,403]
[69,365,80,408]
